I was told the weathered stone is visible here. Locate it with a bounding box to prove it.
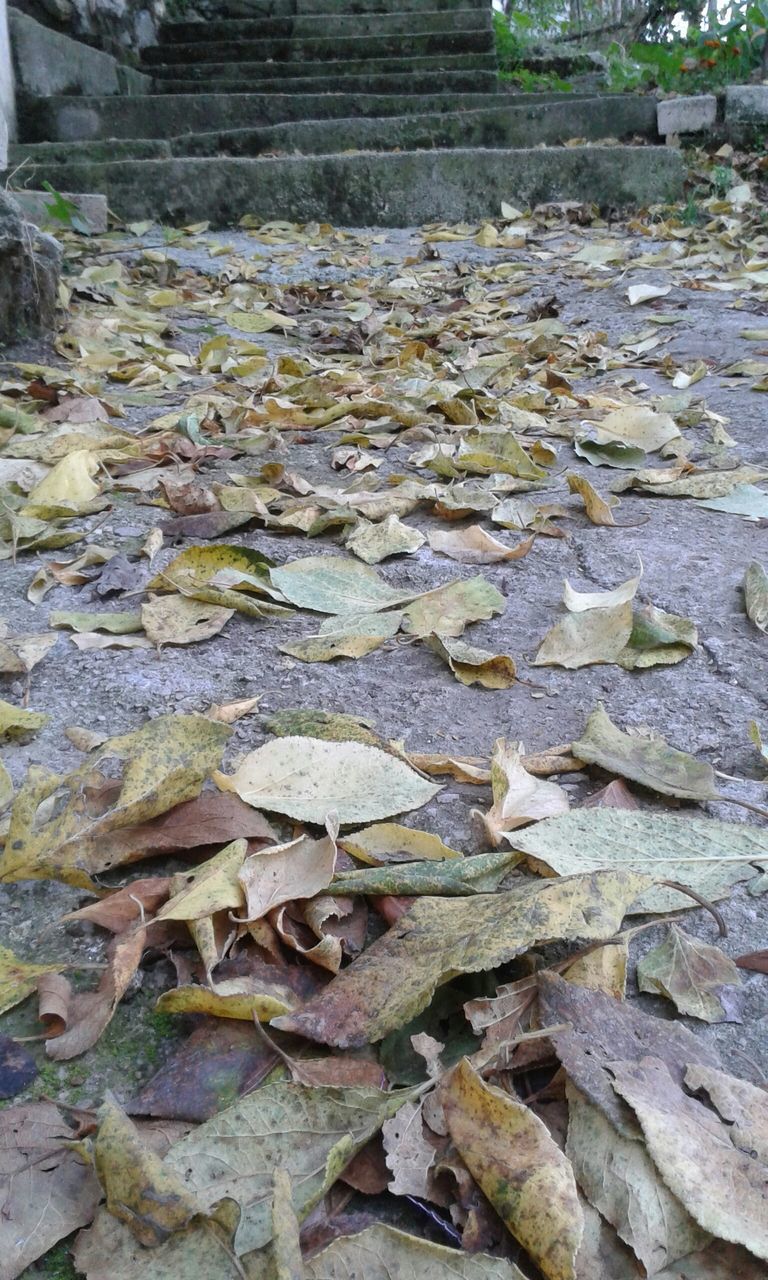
[161,8,493,42]
[9,8,121,95]
[725,84,768,125]
[657,94,717,137]
[0,189,60,341]
[10,188,107,232]
[0,0,16,150]
[10,146,684,226]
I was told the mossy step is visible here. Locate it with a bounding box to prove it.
[152,71,501,96]
[20,91,619,145]
[159,8,492,42]
[3,146,684,226]
[141,29,494,65]
[148,53,499,81]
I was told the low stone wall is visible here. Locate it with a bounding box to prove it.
[11,0,165,55]
[0,190,61,341]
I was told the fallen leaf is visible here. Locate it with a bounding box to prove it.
[401,576,505,639]
[476,739,570,845]
[565,1080,709,1274]
[24,449,100,509]
[0,700,48,739]
[155,981,294,1022]
[566,473,620,526]
[346,515,425,563]
[594,405,678,452]
[537,972,721,1137]
[49,610,143,634]
[238,820,338,921]
[330,847,522,897]
[270,555,411,614]
[46,927,146,1060]
[627,283,672,306]
[273,870,651,1047]
[575,438,647,469]
[141,595,234,647]
[0,1102,100,1277]
[427,525,533,564]
[610,1058,768,1260]
[0,944,63,1016]
[157,839,248,922]
[279,610,401,663]
[443,1058,583,1280]
[1,714,230,886]
[571,703,716,801]
[70,633,153,651]
[215,736,440,825]
[636,924,742,1022]
[340,823,461,865]
[427,634,517,688]
[512,807,768,912]
[93,1097,205,1247]
[743,562,768,632]
[734,949,768,974]
[205,696,261,724]
[304,1225,525,1280]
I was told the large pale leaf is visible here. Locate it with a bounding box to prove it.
[534,601,634,668]
[308,1225,526,1279]
[476,739,569,845]
[443,1058,583,1280]
[511,808,768,912]
[610,1058,768,1260]
[273,870,651,1047]
[346,515,424,563]
[401,576,505,638]
[571,703,716,801]
[566,1081,710,1274]
[141,595,233,647]
[1,715,230,887]
[636,925,742,1022]
[215,737,440,824]
[0,1102,100,1279]
[269,555,410,614]
[162,1081,416,1254]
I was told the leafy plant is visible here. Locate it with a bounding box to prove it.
[41,182,92,236]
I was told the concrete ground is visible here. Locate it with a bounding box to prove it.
[1,181,767,1271]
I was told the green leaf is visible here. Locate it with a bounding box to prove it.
[401,577,505,639]
[330,847,522,896]
[572,703,716,801]
[270,555,412,615]
[744,562,768,632]
[636,924,742,1022]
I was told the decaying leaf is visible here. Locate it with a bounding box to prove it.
[443,1058,584,1280]
[743,562,768,632]
[346,515,425,563]
[304,1225,526,1280]
[141,595,234,647]
[427,634,516,688]
[0,700,49,739]
[270,555,410,614]
[273,870,651,1047]
[93,1097,205,1247]
[572,703,717,801]
[476,739,569,845]
[238,819,338,921]
[215,736,440,824]
[610,1058,768,1260]
[565,1080,710,1274]
[636,925,742,1022]
[401,576,505,639]
[1,714,230,886]
[427,525,533,564]
[340,822,461,865]
[0,945,63,1016]
[511,807,768,912]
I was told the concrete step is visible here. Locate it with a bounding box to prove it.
[152,70,501,95]
[10,96,657,167]
[20,90,511,142]
[214,0,489,13]
[0,146,684,225]
[159,9,492,42]
[148,53,499,82]
[140,29,495,66]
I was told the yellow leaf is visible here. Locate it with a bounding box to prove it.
[156,980,294,1021]
[442,1059,583,1280]
[0,944,63,1015]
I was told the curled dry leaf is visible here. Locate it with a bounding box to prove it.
[743,561,768,632]
[476,739,570,846]
[427,634,516,689]
[427,525,534,564]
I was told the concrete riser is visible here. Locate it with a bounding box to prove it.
[141,29,494,64]
[214,0,490,13]
[152,71,500,95]
[9,97,658,165]
[159,9,493,41]
[149,53,498,81]
[16,91,623,142]
[3,147,683,226]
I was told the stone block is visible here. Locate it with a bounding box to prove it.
[9,8,121,96]
[10,188,108,232]
[657,94,717,136]
[116,64,152,95]
[0,190,61,341]
[725,84,768,124]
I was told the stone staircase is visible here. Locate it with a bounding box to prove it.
[6,0,684,226]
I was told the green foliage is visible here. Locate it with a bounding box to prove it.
[41,182,92,236]
[494,11,573,91]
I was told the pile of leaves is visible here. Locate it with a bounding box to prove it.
[1,702,767,1279]
[1,166,768,1279]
